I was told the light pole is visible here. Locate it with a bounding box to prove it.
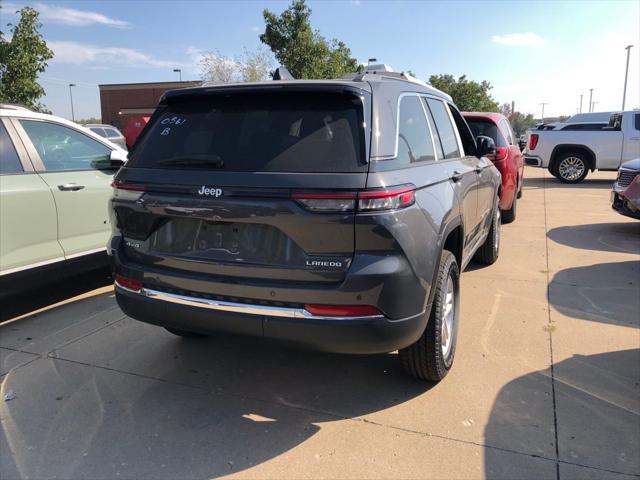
[622,44,633,110]
[539,102,548,123]
[68,83,76,122]
[588,88,594,112]
[579,94,583,113]
[173,68,182,81]
[592,101,599,111]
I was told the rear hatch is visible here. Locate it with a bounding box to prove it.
[112,85,371,284]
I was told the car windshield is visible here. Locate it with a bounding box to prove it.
[127,91,367,173]
[465,118,508,148]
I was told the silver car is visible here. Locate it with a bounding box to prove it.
[86,124,127,150]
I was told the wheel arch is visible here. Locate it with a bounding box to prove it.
[550,144,597,172]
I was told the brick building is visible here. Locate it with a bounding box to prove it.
[98,81,200,129]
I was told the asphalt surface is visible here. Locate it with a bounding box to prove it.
[1,167,639,479]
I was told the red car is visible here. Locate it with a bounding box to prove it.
[463,112,524,223]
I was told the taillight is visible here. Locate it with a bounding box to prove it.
[293,185,415,213]
[529,134,539,150]
[494,147,508,162]
[358,185,415,211]
[114,274,143,292]
[292,191,357,212]
[111,182,146,192]
[303,304,382,317]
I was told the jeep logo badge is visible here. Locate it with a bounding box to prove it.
[198,186,223,197]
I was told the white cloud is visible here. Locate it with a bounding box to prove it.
[3,2,128,28]
[491,32,546,46]
[48,41,183,69]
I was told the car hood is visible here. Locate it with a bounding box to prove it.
[621,158,640,171]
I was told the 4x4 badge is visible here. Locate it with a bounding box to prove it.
[198,186,223,197]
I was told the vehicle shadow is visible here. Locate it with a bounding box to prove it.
[547,222,640,254]
[484,349,640,477]
[549,261,639,328]
[1,315,434,479]
[0,266,112,323]
[522,177,615,190]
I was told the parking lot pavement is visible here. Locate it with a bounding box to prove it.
[1,167,638,480]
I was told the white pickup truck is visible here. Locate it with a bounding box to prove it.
[525,111,640,183]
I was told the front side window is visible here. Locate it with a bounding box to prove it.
[426,99,461,159]
[19,120,112,171]
[396,96,435,164]
[634,114,640,131]
[0,122,24,174]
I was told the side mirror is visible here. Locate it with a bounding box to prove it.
[518,139,527,151]
[109,149,127,167]
[476,135,496,160]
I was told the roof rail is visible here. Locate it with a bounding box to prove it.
[0,103,33,112]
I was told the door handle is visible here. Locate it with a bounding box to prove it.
[629,137,640,140]
[58,183,85,191]
[451,171,463,183]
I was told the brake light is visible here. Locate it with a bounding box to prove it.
[293,185,415,213]
[358,185,416,211]
[304,304,382,317]
[114,274,143,292]
[494,147,508,162]
[292,191,357,212]
[111,182,146,191]
[529,134,539,150]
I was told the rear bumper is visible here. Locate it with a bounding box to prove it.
[524,155,544,167]
[115,285,429,354]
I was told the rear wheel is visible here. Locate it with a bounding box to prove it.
[399,250,460,382]
[164,327,209,338]
[516,175,523,199]
[552,153,589,183]
[501,190,517,224]
[474,205,501,265]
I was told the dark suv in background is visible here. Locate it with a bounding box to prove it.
[109,63,501,382]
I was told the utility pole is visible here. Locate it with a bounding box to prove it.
[539,102,548,123]
[622,44,633,110]
[68,83,76,122]
[588,88,594,112]
[511,100,515,120]
[579,94,583,113]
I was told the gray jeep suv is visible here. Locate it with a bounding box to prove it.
[109,65,501,382]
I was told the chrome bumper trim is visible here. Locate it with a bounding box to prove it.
[115,283,385,321]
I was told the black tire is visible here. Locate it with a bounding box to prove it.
[501,191,517,224]
[552,153,589,183]
[164,327,209,338]
[516,176,523,199]
[474,204,501,265]
[399,250,460,382]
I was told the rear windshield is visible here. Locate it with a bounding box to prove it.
[127,91,367,173]
[465,118,507,148]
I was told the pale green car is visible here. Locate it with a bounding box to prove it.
[0,105,127,281]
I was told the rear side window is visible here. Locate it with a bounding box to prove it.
[425,99,461,159]
[90,127,108,137]
[104,127,121,137]
[396,96,435,164]
[128,91,367,173]
[466,118,508,147]
[0,122,23,174]
[499,119,514,145]
[634,114,640,131]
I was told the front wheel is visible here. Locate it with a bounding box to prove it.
[399,250,460,382]
[501,190,517,224]
[552,153,589,183]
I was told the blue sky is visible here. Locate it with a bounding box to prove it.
[2,0,639,121]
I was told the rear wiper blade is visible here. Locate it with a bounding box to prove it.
[159,154,224,168]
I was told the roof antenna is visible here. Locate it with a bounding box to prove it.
[273,66,295,81]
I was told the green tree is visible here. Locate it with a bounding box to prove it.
[510,112,537,137]
[428,74,499,112]
[0,6,53,112]
[260,0,358,79]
